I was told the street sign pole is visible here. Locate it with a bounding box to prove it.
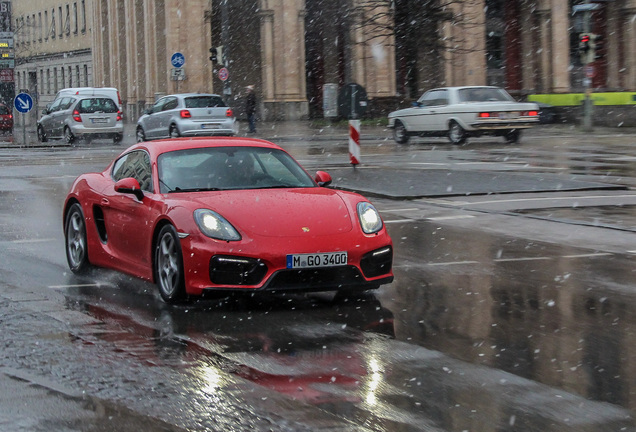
[582,0,594,132]
[14,93,33,148]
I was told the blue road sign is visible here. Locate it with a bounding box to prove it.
[171,52,185,68]
[14,93,33,114]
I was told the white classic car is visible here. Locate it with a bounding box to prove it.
[388,86,540,145]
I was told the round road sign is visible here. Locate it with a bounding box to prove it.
[171,52,185,68]
[14,93,33,113]
[218,67,229,81]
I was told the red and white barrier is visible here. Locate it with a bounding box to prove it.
[349,119,361,167]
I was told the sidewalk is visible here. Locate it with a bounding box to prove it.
[4,119,636,149]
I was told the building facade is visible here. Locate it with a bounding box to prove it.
[13,0,93,125]
[10,0,636,125]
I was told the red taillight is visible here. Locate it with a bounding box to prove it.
[226,108,233,117]
[528,110,539,117]
[478,112,491,118]
[116,111,123,122]
[72,109,82,122]
[180,110,191,118]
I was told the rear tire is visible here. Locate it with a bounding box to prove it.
[169,124,180,139]
[64,127,76,145]
[65,203,92,274]
[393,120,410,144]
[505,129,521,144]
[113,133,123,144]
[448,121,466,145]
[154,225,186,304]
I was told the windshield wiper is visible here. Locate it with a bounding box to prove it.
[170,187,221,193]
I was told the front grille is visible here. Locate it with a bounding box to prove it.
[209,255,267,285]
[266,266,363,290]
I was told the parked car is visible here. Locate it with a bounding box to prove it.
[37,95,124,144]
[388,86,540,145]
[0,103,13,132]
[63,137,393,303]
[136,93,237,142]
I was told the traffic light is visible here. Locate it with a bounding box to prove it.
[579,33,591,64]
[209,46,224,64]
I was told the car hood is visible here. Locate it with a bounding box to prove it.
[181,188,355,237]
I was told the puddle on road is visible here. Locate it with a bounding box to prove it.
[384,219,636,414]
[515,204,636,231]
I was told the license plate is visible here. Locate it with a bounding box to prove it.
[286,252,347,269]
[201,124,220,129]
[499,112,519,120]
[91,118,108,124]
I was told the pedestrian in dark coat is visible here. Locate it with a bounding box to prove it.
[245,85,256,133]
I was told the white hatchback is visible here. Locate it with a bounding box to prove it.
[388,86,540,145]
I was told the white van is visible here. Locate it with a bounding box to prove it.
[53,87,122,111]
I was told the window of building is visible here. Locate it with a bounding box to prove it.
[81,0,86,33]
[54,68,58,93]
[68,66,72,87]
[50,9,56,39]
[44,11,48,40]
[38,12,42,42]
[61,67,65,88]
[58,7,63,38]
[64,5,70,36]
[76,65,80,86]
[46,69,51,94]
[84,65,88,86]
[73,3,78,34]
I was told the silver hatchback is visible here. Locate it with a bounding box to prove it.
[136,93,237,142]
[37,95,124,144]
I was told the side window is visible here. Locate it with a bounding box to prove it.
[60,97,75,110]
[162,97,178,111]
[112,150,153,192]
[48,98,63,113]
[151,98,166,113]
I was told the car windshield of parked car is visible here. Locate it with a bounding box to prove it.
[457,87,514,103]
[157,146,316,193]
[76,98,118,114]
[184,96,227,108]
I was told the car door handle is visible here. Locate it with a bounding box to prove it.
[101,198,110,206]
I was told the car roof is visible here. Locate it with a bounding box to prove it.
[427,85,503,92]
[164,93,223,98]
[126,137,284,159]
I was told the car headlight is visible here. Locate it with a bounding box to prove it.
[194,209,241,241]
[357,202,383,234]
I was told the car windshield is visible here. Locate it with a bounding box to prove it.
[184,96,227,108]
[457,87,515,103]
[76,98,118,113]
[157,146,316,193]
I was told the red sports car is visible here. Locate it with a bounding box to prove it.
[63,137,393,303]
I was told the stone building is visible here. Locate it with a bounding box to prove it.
[12,0,92,124]
[10,0,636,125]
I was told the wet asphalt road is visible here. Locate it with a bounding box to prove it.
[1,125,636,431]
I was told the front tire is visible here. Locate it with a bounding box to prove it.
[37,125,47,142]
[65,203,92,274]
[136,127,146,142]
[154,225,186,303]
[448,121,466,145]
[393,120,410,144]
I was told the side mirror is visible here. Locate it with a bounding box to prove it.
[42,108,49,115]
[114,177,144,201]
[315,171,332,187]
[412,101,422,108]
